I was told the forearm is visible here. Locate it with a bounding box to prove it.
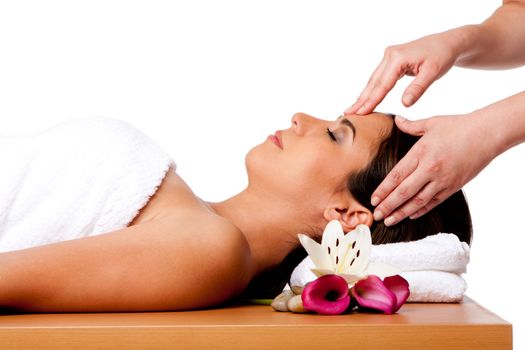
[0,232,181,312]
[450,1,525,69]
[473,91,525,158]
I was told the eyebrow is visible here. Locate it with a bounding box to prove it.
[337,115,357,141]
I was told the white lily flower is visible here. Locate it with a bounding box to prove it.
[298,220,400,287]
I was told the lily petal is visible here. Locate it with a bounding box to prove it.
[298,233,332,271]
[383,275,410,312]
[339,224,371,275]
[364,261,401,279]
[301,274,350,315]
[321,220,346,272]
[353,275,397,314]
[310,268,336,278]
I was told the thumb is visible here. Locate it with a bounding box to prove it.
[395,116,426,136]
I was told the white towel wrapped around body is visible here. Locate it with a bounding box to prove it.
[289,233,470,302]
[0,117,174,253]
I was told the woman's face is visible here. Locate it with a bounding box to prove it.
[246,112,393,218]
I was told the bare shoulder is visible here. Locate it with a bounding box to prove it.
[195,214,253,278]
[148,212,254,306]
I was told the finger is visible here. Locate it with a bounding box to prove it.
[402,62,440,107]
[373,166,431,222]
[356,60,407,115]
[394,116,427,136]
[345,59,388,115]
[382,182,441,226]
[370,152,420,213]
[408,189,449,219]
[344,98,362,115]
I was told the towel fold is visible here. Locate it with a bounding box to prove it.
[401,271,466,302]
[0,117,174,253]
[289,233,470,302]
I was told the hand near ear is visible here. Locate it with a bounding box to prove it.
[370,112,502,226]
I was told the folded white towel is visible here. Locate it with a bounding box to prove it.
[0,117,174,253]
[289,233,470,302]
[401,271,466,302]
[371,233,470,274]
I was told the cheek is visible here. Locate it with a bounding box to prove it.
[285,148,341,191]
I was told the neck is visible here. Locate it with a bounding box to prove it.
[207,188,305,278]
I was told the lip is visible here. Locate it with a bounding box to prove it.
[268,130,283,149]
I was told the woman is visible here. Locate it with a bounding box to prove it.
[0,112,471,312]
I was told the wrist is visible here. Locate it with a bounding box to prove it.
[466,108,508,162]
[450,24,486,66]
[470,92,525,158]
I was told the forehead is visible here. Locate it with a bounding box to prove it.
[346,112,394,151]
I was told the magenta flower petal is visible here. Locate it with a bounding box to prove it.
[353,275,397,314]
[301,274,350,315]
[383,275,410,312]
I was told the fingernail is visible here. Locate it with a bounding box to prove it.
[384,216,396,226]
[403,94,414,106]
[356,104,367,115]
[371,196,380,206]
[373,210,384,221]
[344,107,353,115]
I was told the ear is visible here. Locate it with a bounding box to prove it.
[323,198,373,233]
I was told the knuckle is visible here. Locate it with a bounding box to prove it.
[408,82,426,95]
[424,60,441,75]
[430,195,441,204]
[426,159,444,175]
[398,187,411,201]
[413,143,428,157]
[412,195,427,207]
[389,170,403,185]
[373,84,390,95]
[384,45,401,58]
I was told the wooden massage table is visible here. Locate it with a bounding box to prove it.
[0,296,511,349]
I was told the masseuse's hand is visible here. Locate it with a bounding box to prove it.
[344,31,461,115]
[371,114,497,226]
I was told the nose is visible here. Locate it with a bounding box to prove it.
[291,112,320,136]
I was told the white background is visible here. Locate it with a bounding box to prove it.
[1,0,524,347]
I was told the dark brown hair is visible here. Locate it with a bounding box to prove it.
[240,117,472,299]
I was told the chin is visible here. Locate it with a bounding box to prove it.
[244,145,263,184]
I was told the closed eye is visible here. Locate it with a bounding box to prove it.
[326,128,337,142]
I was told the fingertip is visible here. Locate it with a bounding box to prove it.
[356,103,369,115]
[402,94,414,107]
[394,115,406,123]
[371,196,380,206]
[345,101,360,115]
[373,209,384,222]
[384,216,396,227]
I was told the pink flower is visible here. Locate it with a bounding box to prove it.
[352,275,410,314]
[301,274,350,315]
